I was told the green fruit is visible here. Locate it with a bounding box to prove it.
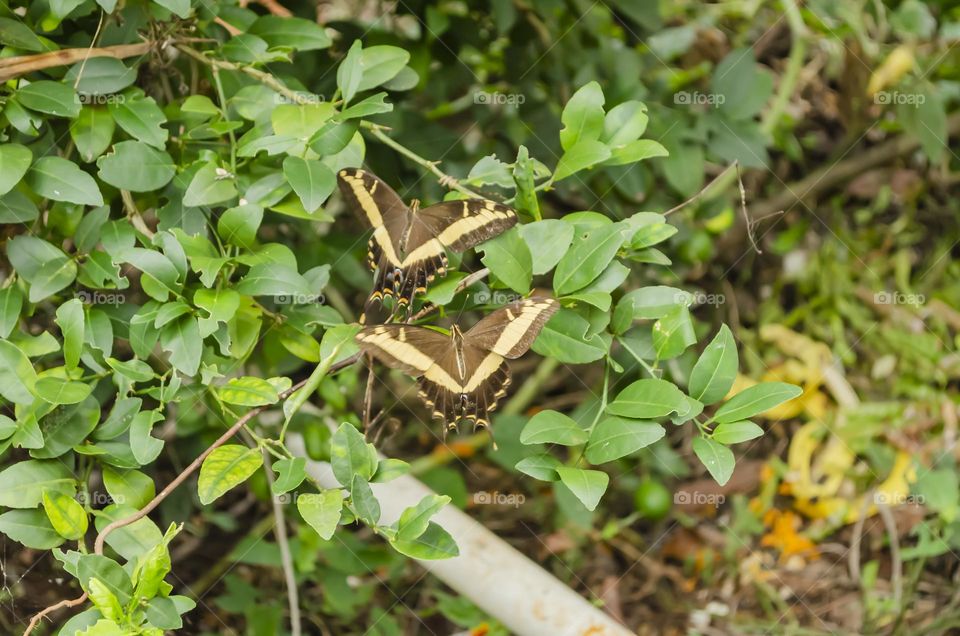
[634,478,672,520]
[302,423,331,461]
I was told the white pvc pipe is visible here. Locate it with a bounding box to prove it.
[287,435,633,636]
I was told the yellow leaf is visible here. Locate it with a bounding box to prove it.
[867,45,915,96]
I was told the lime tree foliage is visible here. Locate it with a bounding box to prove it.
[0,2,802,633]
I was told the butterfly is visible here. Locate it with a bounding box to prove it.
[356,297,559,431]
[337,168,517,315]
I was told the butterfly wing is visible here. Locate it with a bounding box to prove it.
[337,168,410,281]
[355,324,449,375]
[392,199,517,306]
[464,297,559,359]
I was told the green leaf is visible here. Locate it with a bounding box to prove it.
[17,81,80,118]
[606,378,686,419]
[390,521,458,560]
[351,476,381,526]
[218,377,279,406]
[197,445,263,505]
[35,376,93,405]
[711,48,774,121]
[29,257,78,302]
[248,15,332,51]
[518,219,574,275]
[519,410,588,446]
[604,138,669,166]
[372,458,409,483]
[466,154,514,188]
[217,204,263,249]
[71,106,115,162]
[714,382,803,423]
[339,92,393,120]
[479,227,532,294]
[236,263,312,296]
[612,286,692,333]
[688,325,738,405]
[65,58,137,95]
[602,100,648,146]
[109,91,167,149]
[129,410,164,465]
[153,0,190,17]
[554,223,626,295]
[553,139,611,182]
[102,467,156,509]
[26,157,104,206]
[309,120,360,156]
[711,420,762,444]
[556,467,608,511]
[337,40,364,104]
[158,315,201,376]
[531,307,610,364]
[559,81,605,150]
[271,458,306,495]
[330,423,377,487]
[514,454,563,481]
[585,417,665,464]
[512,145,541,219]
[283,156,335,213]
[0,460,75,508]
[0,287,23,338]
[397,494,450,542]
[0,339,38,404]
[0,144,32,196]
[42,490,88,540]
[183,162,236,207]
[0,18,46,51]
[357,45,411,92]
[0,509,64,549]
[0,190,39,223]
[692,437,735,486]
[96,141,175,192]
[652,304,696,360]
[297,490,343,540]
[56,298,85,369]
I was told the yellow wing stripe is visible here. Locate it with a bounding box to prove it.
[340,172,403,266]
[402,203,513,264]
[358,329,464,392]
[491,301,554,357]
[463,352,505,392]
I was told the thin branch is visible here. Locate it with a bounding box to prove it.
[175,43,317,106]
[663,162,739,216]
[361,123,484,198]
[22,594,89,635]
[0,42,153,81]
[262,450,301,636]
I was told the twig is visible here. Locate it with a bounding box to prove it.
[214,17,243,36]
[876,501,903,609]
[663,162,740,216]
[0,42,153,81]
[175,44,316,106]
[736,163,761,255]
[22,594,89,635]
[255,0,292,16]
[361,123,483,199]
[262,450,301,636]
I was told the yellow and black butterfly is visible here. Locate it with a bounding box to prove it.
[337,168,517,315]
[356,297,558,431]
